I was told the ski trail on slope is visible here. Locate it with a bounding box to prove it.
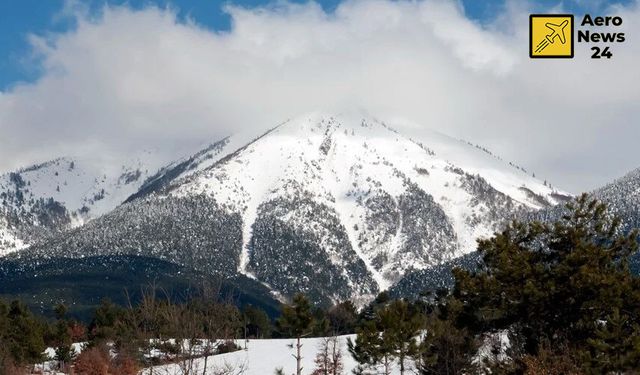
[239,202,258,279]
[233,123,293,278]
[387,196,405,274]
[324,133,390,292]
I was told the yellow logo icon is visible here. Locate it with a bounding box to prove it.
[530,14,574,58]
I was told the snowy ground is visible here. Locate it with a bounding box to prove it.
[140,335,416,375]
[33,334,503,374]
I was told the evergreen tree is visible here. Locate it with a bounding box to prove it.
[53,303,75,372]
[326,300,358,335]
[277,293,315,375]
[312,311,331,337]
[0,300,13,373]
[243,305,272,339]
[449,194,640,372]
[348,320,384,372]
[582,308,640,373]
[417,314,477,375]
[5,300,46,366]
[349,299,422,375]
[88,298,124,344]
[382,300,422,374]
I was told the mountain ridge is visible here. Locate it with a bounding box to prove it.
[1,113,571,304]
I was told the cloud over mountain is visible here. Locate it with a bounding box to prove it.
[1,0,639,192]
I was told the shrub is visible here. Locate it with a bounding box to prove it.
[73,346,109,375]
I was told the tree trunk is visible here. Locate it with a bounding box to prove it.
[296,336,303,375]
[330,338,339,375]
[148,345,154,375]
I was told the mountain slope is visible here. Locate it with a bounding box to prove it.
[166,114,565,287]
[392,167,640,300]
[529,167,640,232]
[0,153,168,255]
[593,167,640,231]
[2,113,569,304]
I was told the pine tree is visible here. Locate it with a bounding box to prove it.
[583,308,640,373]
[348,320,383,373]
[3,300,46,366]
[417,314,477,375]
[53,303,74,373]
[0,300,13,373]
[381,300,422,374]
[243,305,272,339]
[88,298,123,344]
[349,300,422,375]
[326,300,357,335]
[449,194,640,372]
[277,293,315,375]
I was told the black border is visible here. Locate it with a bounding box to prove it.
[529,14,574,58]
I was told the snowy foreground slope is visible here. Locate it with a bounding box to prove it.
[1,113,570,304]
[140,335,413,375]
[36,336,409,375]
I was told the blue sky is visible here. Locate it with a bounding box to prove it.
[0,0,632,90]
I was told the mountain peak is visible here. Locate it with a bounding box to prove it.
[1,113,572,303]
[156,113,569,292]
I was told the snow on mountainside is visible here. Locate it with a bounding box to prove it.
[2,113,570,304]
[593,167,640,230]
[394,166,640,300]
[0,152,161,255]
[532,167,640,233]
[135,113,566,300]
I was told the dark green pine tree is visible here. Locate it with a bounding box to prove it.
[348,320,384,373]
[277,293,315,375]
[5,300,46,366]
[326,300,358,335]
[382,300,422,375]
[417,314,478,375]
[53,303,74,371]
[243,305,272,339]
[449,194,640,372]
[349,299,422,375]
[583,308,640,373]
[0,300,12,371]
[88,298,123,344]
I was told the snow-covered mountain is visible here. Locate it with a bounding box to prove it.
[1,113,570,304]
[0,152,161,255]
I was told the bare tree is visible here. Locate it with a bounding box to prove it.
[208,359,248,375]
[312,336,344,375]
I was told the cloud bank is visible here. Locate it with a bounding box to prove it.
[1,0,639,192]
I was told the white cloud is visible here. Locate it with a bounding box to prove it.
[0,0,639,192]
